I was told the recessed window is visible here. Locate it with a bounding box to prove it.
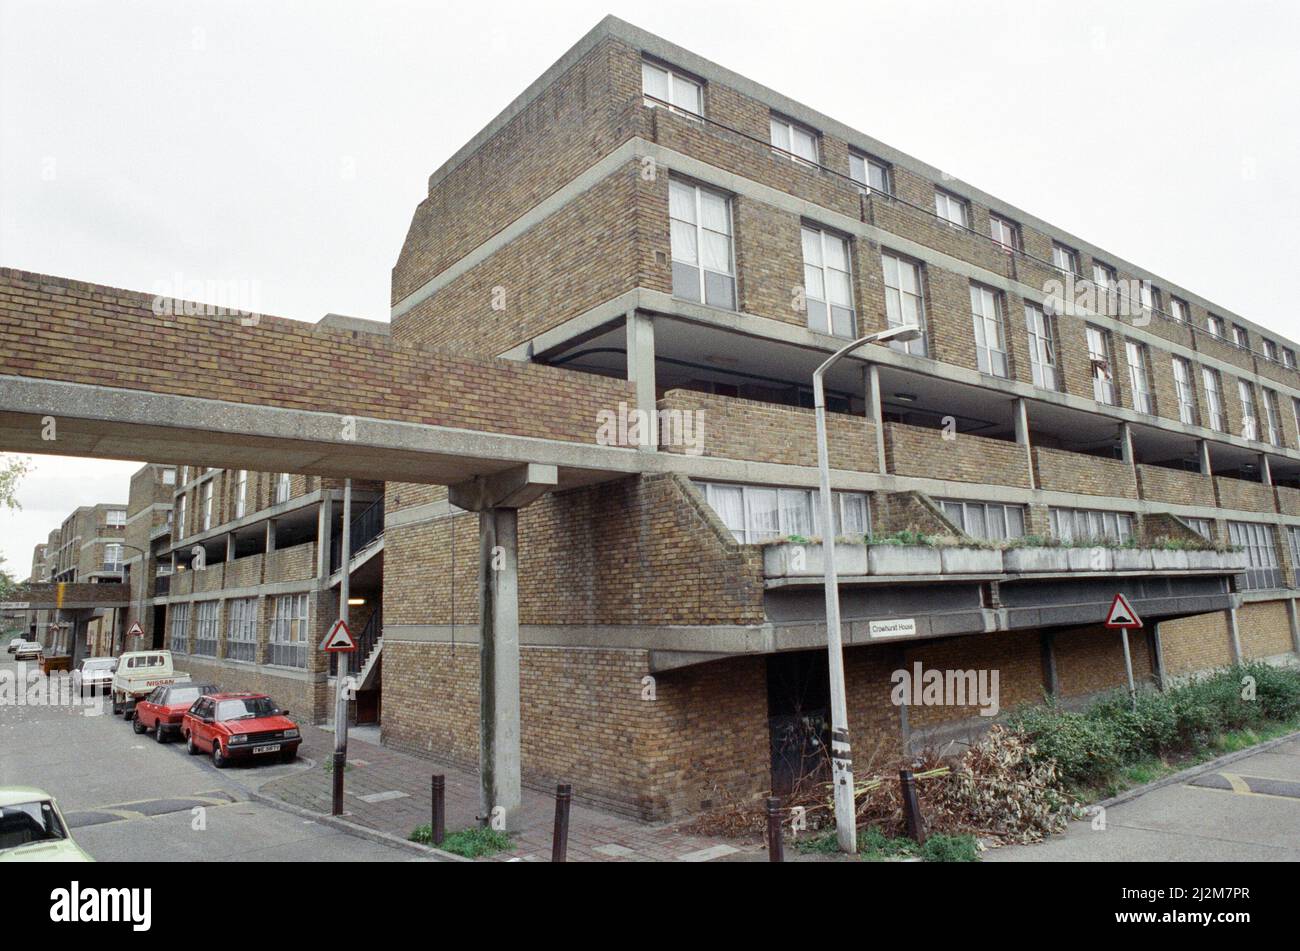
[938,499,1025,540]
[1264,389,1283,447]
[1172,356,1198,426]
[934,190,969,228]
[201,481,213,532]
[801,226,855,338]
[770,115,819,166]
[970,283,1009,377]
[176,495,187,541]
[701,482,869,543]
[641,60,702,116]
[1092,261,1117,287]
[235,470,248,519]
[1086,324,1116,405]
[881,252,927,357]
[275,473,291,504]
[1184,517,1214,540]
[103,543,122,569]
[1284,348,1296,369]
[669,179,736,310]
[988,214,1020,251]
[1228,521,1282,590]
[1263,339,1279,362]
[270,593,309,668]
[1168,296,1189,323]
[849,153,891,194]
[168,603,190,654]
[1125,340,1154,414]
[1202,367,1225,432]
[105,509,126,528]
[1025,303,1059,391]
[1052,242,1079,275]
[1238,379,1259,441]
[227,598,258,662]
[1050,507,1134,545]
[1232,324,1251,351]
[162,467,176,486]
[1140,283,1159,314]
[194,601,219,657]
[1207,314,1225,338]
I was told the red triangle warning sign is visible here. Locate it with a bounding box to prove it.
[126,622,145,638]
[320,619,358,652]
[1105,593,1142,629]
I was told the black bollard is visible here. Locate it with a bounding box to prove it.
[552,783,572,862]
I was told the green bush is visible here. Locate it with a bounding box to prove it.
[1005,701,1123,785]
[410,824,511,858]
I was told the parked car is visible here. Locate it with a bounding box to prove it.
[182,693,301,767]
[133,682,219,742]
[0,787,93,862]
[13,641,42,662]
[78,657,117,695]
[6,637,23,655]
[110,650,189,717]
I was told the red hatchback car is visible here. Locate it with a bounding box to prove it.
[133,682,220,742]
[181,693,301,767]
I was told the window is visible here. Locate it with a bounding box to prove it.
[1049,507,1134,545]
[1086,325,1116,405]
[235,470,248,519]
[1171,357,1198,425]
[1293,397,1300,440]
[937,499,1026,541]
[1092,261,1117,288]
[669,180,736,310]
[1168,297,1189,324]
[162,467,176,486]
[179,466,189,485]
[801,226,855,338]
[1228,521,1282,590]
[1232,324,1250,350]
[701,483,869,544]
[1284,348,1296,369]
[227,597,258,663]
[106,509,125,528]
[202,481,213,532]
[933,190,969,228]
[103,544,122,569]
[1263,339,1279,362]
[1184,517,1213,541]
[970,284,1008,377]
[168,602,190,653]
[849,153,890,194]
[881,252,927,356]
[194,600,219,657]
[176,494,187,540]
[275,473,291,504]
[1289,528,1300,588]
[1202,368,1225,431]
[1264,389,1283,447]
[1024,304,1059,391]
[988,214,1020,251]
[269,593,308,668]
[1139,282,1159,315]
[1052,242,1079,275]
[1206,314,1225,338]
[1124,340,1154,414]
[641,60,702,116]
[1238,379,1258,441]
[770,115,818,165]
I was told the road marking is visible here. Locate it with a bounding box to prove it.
[65,791,240,828]
[1188,771,1300,801]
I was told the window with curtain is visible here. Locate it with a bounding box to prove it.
[801,226,855,338]
[701,483,869,543]
[669,179,735,310]
[881,252,927,356]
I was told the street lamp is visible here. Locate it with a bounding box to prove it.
[813,323,922,853]
[115,543,148,656]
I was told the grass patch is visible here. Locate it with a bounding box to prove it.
[409,824,511,858]
[795,827,978,862]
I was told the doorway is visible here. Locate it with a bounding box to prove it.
[766,651,831,796]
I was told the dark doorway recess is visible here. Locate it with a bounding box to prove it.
[766,650,831,796]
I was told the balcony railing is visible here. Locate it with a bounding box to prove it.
[332,608,381,677]
[154,574,171,596]
[330,498,384,574]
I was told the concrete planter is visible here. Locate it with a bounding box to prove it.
[763,543,867,578]
[1003,548,1071,573]
[1151,550,1190,571]
[1111,550,1154,572]
[939,548,1003,574]
[868,545,942,575]
[1066,547,1110,572]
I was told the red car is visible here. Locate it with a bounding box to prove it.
[181,692,301,767]
[132,682,219,742]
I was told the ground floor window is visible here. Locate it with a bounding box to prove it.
[1049,507,1134,545]
[700,482,869,543]
[1183,517,1214,541]
[193,601,219,656]
[168,603,190,653]
[269,593,309,668]
[1229,521,1282,590]
[936,499,1025,541]
[227,597,258,662]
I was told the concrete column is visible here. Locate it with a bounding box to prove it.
[1258,452,1273,487]
[1014,397,1035,489]
[1118,421,1135,469]
[1197,439,1213,476]
[477,507,521,830]
[1227,606,1243,664]
[226,532,236,564]
[316,494,334,578]
[1287,598,1300,656]
[863,363,887,474]
[625,310,657,451]
[265,519,276,554]
[1150,623,1167,691]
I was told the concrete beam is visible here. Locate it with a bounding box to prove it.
[448,464,558,512]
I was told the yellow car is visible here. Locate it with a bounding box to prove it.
[0,788,93,862]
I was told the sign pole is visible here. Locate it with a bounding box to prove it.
[332,479,352,816]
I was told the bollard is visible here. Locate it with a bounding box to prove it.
[431,774,446,846]
[899,769,926,844]
[331,751,346,816]
[552,783,572,863]
[766,796,784,862]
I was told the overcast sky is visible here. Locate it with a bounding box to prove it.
[1,0,1298,573]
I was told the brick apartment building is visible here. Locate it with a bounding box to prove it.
[10,16,1300,823]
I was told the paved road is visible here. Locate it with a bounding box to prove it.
[986,735,1300,862]
[0,660,428,861]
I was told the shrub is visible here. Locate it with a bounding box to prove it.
[919,833,980,863]
[410,824,511,858]
[1005,701,1123,786]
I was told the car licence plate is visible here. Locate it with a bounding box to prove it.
[253,744,281,754]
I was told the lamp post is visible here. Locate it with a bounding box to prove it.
[116,542,149,657]
[813,323,921,853]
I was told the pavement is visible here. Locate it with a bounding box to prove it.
[985,734,1300,862]
[261,722,767,862]
[0,659,431,862]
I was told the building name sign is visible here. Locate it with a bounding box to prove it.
[869,618,917,639]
